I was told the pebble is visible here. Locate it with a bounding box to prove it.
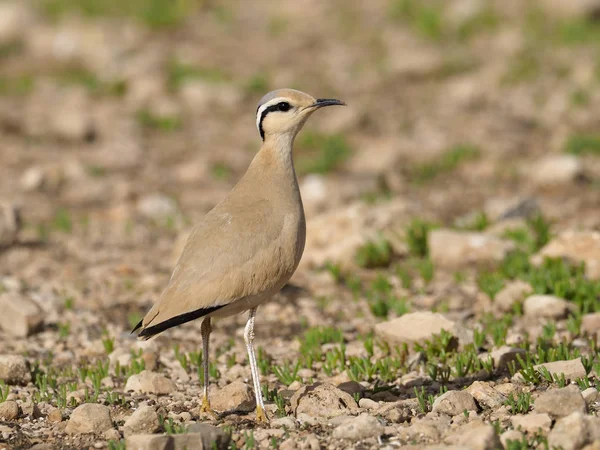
[493,281,532,313]
[125,370,176,395]
[331,413,384,442]
[510,412,552,434]
[123,405,160,437]
[0,354,31,385]
[489,346,527,371]
[126,434,172,450]
[375,311,471,348]
[500,430,525,448]
[187,423,231,450]
[137,193,179,221]
[582,312,600,336]
[532,231,600,279]
[530,154,582,187]
[534,385,587,418]
[454,424,502,450]
[523,294,570,319]
[429,229,514,268]
[358,398,378,409]
[0,293,44,337]
[210,381,255,412]
[65,404,113,434]
[290,383,358,419]
[271,417,297,430]
[582,387,599,405]
[0,400,19,420]
[432,390,477,416]
[534,358,587,381]
[466,381,506,409]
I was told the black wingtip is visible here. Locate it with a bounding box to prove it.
[131,319,143,334]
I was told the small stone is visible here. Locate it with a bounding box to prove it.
[455,424,502,450]
[0,355,31,385]
[375,311,471,348]
[501,430,525,448]
[511,413,552,434]
[530,154,582,187]
[493,281,532,313]
[0,293,44,337]
[582,312,600,336]
[466,381,506,409]
[172,433,204,450]
[532,231,600,279]
[548,412,590,450]
[103,429,121,441]
[489,346,527,371]
[137,193,178,221]
[271,417,297,430]
[65,404,113,434]
[0,401,19,420]
[358,398,378,409]
[187,423,231,450]
[432,390,477,416]
[20,167,46,192]
[523,294,570,319]
[429,229,514,268]
[337,381,364,397]
[47,408,62,423]
[210,381,255,412]
[331,413,384,442]
[534,358,587,381]
[534,385,586,418]
[290,383,358,419]
[125,370,176,395]
[582,387,599,405]
[123,405,160,437]
[126,434,172,450]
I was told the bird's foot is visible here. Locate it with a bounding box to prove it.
[255,405,269,424]
[199,397,216,416]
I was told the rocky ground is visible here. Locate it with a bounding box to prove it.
[1,0,600,449]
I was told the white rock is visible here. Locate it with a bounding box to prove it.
[0,293,43,337]
[493,281,532,312]
[466,381,506,409]
[582,387,599,405]
[290,383,358,419]
[331,413,384,441]
[0,355,31,385]
[533,231,600,279]
[548,411,598,450]
[125,371,176,395]
[534,385,586,418]
[375,311,472,348]
[530,155,582,187]
[429,229,514,268]
[534,358,587,381]
[137,193,178,221]
[210,381,255,412]
[65,404,112,434]
[511,413,552,434]
[523,294,570,319]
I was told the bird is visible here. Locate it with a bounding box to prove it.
[132,88,346,423]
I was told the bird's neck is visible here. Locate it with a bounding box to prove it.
[253,134,297,177]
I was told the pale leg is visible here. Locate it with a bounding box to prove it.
[244,307,267,423]
[200,318,212,413]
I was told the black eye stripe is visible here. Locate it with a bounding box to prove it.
[258,102,292,140]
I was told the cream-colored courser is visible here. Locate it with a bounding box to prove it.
[133,89,345,422]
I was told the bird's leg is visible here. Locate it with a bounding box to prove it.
[244,307,268,423]
[200,317,212,413]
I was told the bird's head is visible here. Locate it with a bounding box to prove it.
[256,89,345,142]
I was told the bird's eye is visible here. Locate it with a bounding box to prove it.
[277,102,291,112]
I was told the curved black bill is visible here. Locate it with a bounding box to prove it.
[311,98,346,108]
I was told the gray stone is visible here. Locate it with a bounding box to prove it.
[534,385,586,418]
[291,383,358,419]
[375,311,471,349]
[126,434,172,450]
[358,398,378,409]
[511,413,552,434]
[548,412,591,450]
[0,401,19,420]
[125,370,176,395]
[493,281,532,313]
[0,355,31,385]
[187,423,230,450]
[523,294,570,319]
[210,381,255,412]
[429,229,514,268]
[331,413,384,442]
[582,387,599,405]
[582,312,600,336]
[432,390,477,416]
[489,346,527,371]
[123,405,160,437]
[534,358,587,381]
[0,293,44,337]
[172,433,205,450]
[65,403,113,434]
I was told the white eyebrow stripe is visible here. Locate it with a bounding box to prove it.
[256,97,289,132]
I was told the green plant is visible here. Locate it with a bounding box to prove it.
[297,132,352,174]
[160,415,188,434]
[405,219,432,257]
[0,382,9,403]
[505,392,532,414]
[355,237,393,268]
[565,134,600,156]
[272,360,300,385]
[411,145,480,184]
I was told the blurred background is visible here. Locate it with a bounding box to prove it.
[0,0,599,325]
[0,0,600,447]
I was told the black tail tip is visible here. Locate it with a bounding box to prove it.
[131,319,143,334]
